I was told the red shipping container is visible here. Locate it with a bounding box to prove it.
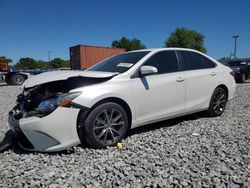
[0,60,9,71]
[70,45,125,70]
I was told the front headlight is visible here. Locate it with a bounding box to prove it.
[36,91,82,114]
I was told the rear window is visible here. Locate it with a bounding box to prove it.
[178,51,216,70]
[202,56,216,68]
[179,51,204,70]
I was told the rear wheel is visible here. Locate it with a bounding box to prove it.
[82,102,129,149]
[207,87,227,117]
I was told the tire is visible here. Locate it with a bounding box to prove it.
[10,74,26,85]
[82,102,129,149]
[207,87,228,117]
[240,73,246,83]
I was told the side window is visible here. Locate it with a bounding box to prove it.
[202,56,216,68]
[179,51,204,71]
[144,51,179,74]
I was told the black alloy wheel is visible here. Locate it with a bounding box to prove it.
[207,87,227,117]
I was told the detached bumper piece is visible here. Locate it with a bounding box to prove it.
[0,133,16,153]
[0,140,12,152]
[9,110,34,149]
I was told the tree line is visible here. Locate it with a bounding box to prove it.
[13,57,70,70]
[1,27,206,70]
[112,27,206,53]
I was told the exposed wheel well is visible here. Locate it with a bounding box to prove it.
[216,84,229,100]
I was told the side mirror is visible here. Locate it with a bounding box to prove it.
[140,66,158,76]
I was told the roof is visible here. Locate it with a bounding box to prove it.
[131,47,204,53]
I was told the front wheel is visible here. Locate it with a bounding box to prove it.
[207,87,227,117]
[82,102,129,149]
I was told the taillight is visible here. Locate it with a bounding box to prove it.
[230,71,235,77]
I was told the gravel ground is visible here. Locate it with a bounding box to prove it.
[0,82,250,188]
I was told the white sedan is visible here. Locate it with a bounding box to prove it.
[8,48,236,152]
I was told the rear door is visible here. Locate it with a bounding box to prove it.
[176,50,219,112]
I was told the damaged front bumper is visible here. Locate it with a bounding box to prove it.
[6,73,110,152]
[8,106,82,152]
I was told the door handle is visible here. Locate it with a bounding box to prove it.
[211,72,217,76]
[176,77,185,82]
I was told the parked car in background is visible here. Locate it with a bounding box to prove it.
[8,48,236,152]
[225,60,250,83]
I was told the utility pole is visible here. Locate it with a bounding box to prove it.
[232,35,239,59]
[230,52,234,59]
[48,50,51,62]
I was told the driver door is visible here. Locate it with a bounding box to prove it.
[131,50,185,125]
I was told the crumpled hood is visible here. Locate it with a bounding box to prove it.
[23,70,118,88]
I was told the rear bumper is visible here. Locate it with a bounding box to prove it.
[8,107,81,152]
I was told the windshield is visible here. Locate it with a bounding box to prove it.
[88,51,150,73]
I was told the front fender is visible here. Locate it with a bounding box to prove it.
[71,82,136,122]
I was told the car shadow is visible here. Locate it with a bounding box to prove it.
[128,111,207,136]
[1,111,208,155]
